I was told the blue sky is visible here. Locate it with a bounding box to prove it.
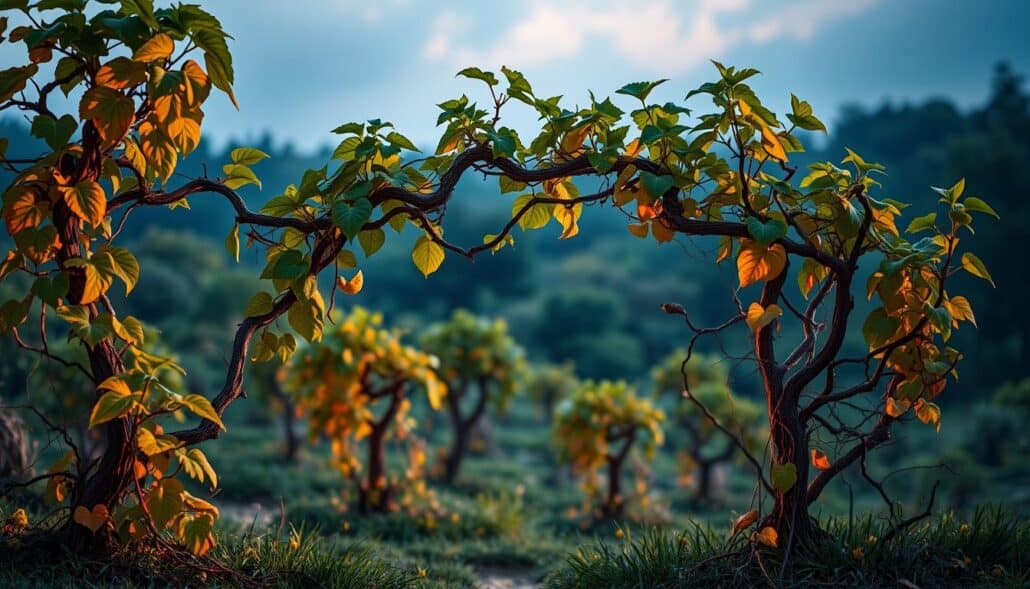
[8,1,1030,151]
[198,0,1029,152]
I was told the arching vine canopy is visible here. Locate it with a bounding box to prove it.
[0,0,991,558]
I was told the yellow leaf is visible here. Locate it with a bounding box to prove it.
[885,396,911,418]
[411,236,445,277]
[553,203,581,239]
[132,33,174,63]
[811,448,831,471]
[746,302,782,332]
[8,508,28,528]
[180,393,225,430]
[731,510,759,534]
[737,240,786,288]
[944,296,976,327]
[59,180,106,228]
[73,504,109,533]
[754,526,778,548]
[89,390,136,427]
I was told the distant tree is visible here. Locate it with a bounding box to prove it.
[286,307,445,512]
[651,350,762,502]
[420,310,524,483]
[524,361,578,421]
[554,380,664,517]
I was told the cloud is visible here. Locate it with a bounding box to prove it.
[425,0,882,73]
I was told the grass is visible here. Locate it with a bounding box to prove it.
[0,523,415,588]
[5,401,1030,587]
[546,505,1029,588]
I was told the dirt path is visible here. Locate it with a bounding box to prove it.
[475,566,541,589]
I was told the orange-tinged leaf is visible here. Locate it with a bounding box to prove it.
[627,222,648,238]
[914,399,941,432]
[651,220,675,243]
[732,510,759,534]
[95,57,147,89]
[760,125,788,162]
[79,87,135,147]
[885,396,911,418]
[811,448,831,471]
[3,185,48,234]
[132,33,174,63]
[637,202,657,221]
[337,270,364,295]
[754,526,779,548]
[737,241,786,288]
[73,504,109,533]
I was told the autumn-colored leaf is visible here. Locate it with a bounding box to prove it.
[737,240,786,288]
[732,510,759,534]
[73,504,109,533]
[811,448,831,471]
[337,270,364,295]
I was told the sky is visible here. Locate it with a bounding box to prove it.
[6,0,1030,152]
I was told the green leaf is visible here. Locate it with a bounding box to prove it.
[31,272,70,308]
[230,147,269,166]
[960,252,993,286]
[244,292,274,317]
[906,212,937,234]
[411,235,445,277]
[92,246,140,296]
[457,67,498,86]
[512,194,552,230]
[962,197,998,219]
[746,217,788,246]
[331,197,372,238]
[222,163,261,189]
[225,224,240,262]
[501,66,533,103]
[385,131,419,152]
[616,79,668,102]
[180,393,225,430]
[863,307,900,348]
[260,250,309,281]
[771,462,797,493]
[331,122,364,136]
[89,390,136,427]
[287,295,324,343]
[358,228,385,257]
[31,114,77,150]
[639,172,676,200]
